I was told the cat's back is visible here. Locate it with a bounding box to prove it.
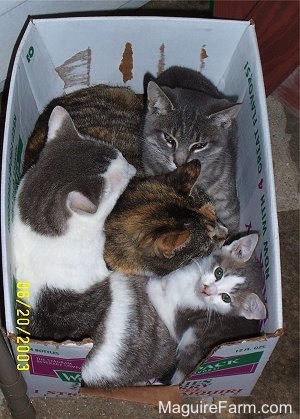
[82,273,177,388]
[12,108,136,307]
[24,84,144,173]
[29,278,112,341]
[155,66,224,98]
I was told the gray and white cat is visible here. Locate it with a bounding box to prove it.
[11,105,136,309]
[142,66,241,233]
[82,234,266,389]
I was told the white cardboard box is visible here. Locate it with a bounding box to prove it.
[1,16,283,402]
[0,0,149,92]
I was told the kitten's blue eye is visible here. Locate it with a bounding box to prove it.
[221,293,231,303]
[214,266,223,281]
[163,133,176,148]
[191,142,208,152]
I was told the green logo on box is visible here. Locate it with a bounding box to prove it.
[197,351,264,374]
[8,129,23,230]
[55,371,82,383]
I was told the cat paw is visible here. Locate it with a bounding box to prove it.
[199,203,216,222]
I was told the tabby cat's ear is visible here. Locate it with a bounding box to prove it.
[208,102,242,129]
[163,160,201,195]
[140,228,190,259]
[225,234,258,262]
[47,106,81,142]
[67,191,98,215]
[147,81,175,114]
[239,293,266,320]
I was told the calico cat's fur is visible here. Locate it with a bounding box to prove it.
[142,66,241,233]
[14,106,228,339]
[23,84,144,175]
[104,161,228,276]
[81,234,266,389]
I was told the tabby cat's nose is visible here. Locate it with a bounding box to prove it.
[174,151,187,167]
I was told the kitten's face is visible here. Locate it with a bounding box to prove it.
[143,82,241,175]
[104,160,228,276]
[193,235,266,320]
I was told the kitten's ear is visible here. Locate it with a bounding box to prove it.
[208,103,242,129]
[163,160,201,195]
[67,191,98,215]
[239,293,266,320]
[140,229,190,259]
[47,106,80,142]
[147,81,175,114]
[225,234,258,262]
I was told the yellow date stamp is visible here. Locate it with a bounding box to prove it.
[16,281,31,371]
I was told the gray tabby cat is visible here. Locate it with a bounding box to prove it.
[82,234,266,388]
[142,66,241,233]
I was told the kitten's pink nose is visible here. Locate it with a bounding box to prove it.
[202,284,217,296]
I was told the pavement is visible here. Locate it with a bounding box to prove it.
[0,1,299,418]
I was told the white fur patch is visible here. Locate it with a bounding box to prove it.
[100,153,136,216]
[147,263,207,339]
[11,153,135,307]
[199,270,246,314]
[11,203,110,307]
[81,273,134,385]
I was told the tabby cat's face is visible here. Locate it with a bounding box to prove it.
[104,160,228,276]
[142,82,241,176]
[144,110,223,173]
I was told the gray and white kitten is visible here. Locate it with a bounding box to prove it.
[82,234,266,389]
[142,66,241,233]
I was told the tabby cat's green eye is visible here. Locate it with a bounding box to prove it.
[221,293,231,303]
[214,266,223,281]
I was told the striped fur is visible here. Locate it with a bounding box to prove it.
[24,84,144,175]
[142,66,242,233]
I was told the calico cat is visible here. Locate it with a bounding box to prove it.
[142,66,242,233]
[14,106,227,339]
[103,160,228,276]
[81,234,266,389]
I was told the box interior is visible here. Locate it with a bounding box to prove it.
[1,16,283,398]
